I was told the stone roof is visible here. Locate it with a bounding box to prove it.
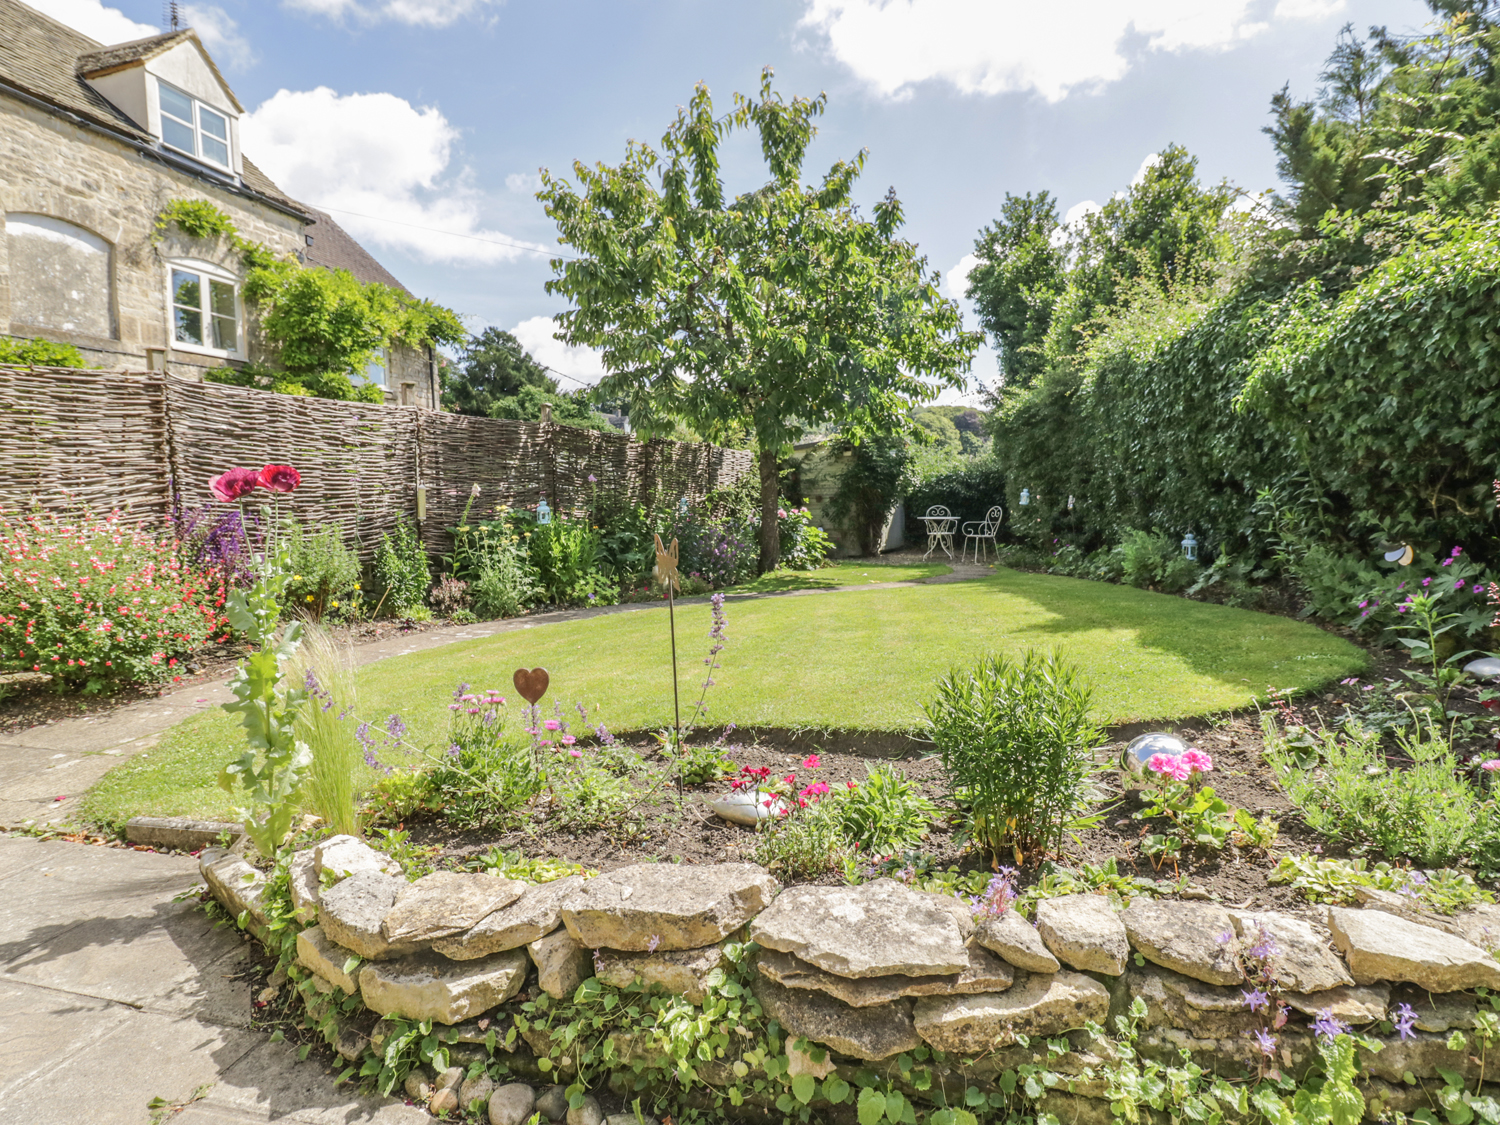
[76,28,244,113]
[301,207,411,295]
[0,0,298,212]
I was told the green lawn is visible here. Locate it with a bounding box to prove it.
[82,569,1365,826]
[733,559,952,593]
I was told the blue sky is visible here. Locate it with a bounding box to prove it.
[39,0,1430,401]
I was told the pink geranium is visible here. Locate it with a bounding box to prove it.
[1180,748,1214,775]
[209,467,260,503]
[1145,753,1190,781]
[258,464,301,493]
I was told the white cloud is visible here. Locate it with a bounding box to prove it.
[181,3,255,69]
[281,0,496,26]
[940,252,979,301]
[799,0,1347,102]
[241,87,548,266]
[511,315,607,387]
[505,172,543,195]
[1130,152,1161,186]
[27,0,156,43]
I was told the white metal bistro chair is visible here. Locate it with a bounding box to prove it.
[961,505,1004,563]
[920,505,958,561]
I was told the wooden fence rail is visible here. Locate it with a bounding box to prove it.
[0,365,755,560]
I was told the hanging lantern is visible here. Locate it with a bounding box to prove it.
[1181,531,1198,561]
[536,499,552,525]
[1019,488,1031,506]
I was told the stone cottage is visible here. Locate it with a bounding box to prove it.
[0,0,440,408]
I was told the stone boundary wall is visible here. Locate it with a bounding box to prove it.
[0,364,755,562]
[202,845,1500,1123]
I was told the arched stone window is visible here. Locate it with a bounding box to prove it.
[5,213,114,338]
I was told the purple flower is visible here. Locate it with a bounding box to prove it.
[1312,1009,1348,1041]
[587,474,597,483]
[647,934,661,952]
[1394,1003,1417,1041]
[1252,1028,1277,1057]
[1422,577,1433,587]
[1216,929,1234,945]
[447,742,461,759]
[1246,927,1279,962]
[1242,988,1270,1013]
[355,720,374,748]
[385,713,408,742]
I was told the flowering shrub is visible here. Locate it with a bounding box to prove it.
[1137,748,1278,859]
[777,506,834,570]
[0,507,226,692]
[173,504,260,588]
[664,511,756,588]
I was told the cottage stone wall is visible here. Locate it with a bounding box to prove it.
[204,844,1500,1122]
[0,95,305,379]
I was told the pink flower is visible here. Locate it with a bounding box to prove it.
[258,464,301,493]
[1180,749,1214,775]
[1145,753,1179,776]
[799,781,830,799]
[1482,760,1500,772]
[568,749,582,758]
[801,754,821,770]
[560,734,576,745]
[209,467,259,503]
[543,719,561,731]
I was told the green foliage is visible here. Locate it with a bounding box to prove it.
[446,507,540,619]
[1262,714,1478,866]
[754,795,853,879]
[288,627,363,837]
[0,507,224,692]
[487,383,616,431]
[776,507,834,571]
[825,433,915,556]
[964,191,1066,387]
[836,763,938,855]
[526,519,616,605]
[431,694,540,829]
[362,768,440,827]
[284,521,362,621]
[924,649,1103,863]
[463,846,592,883]
[204,360,383,404]
[442,326,556,416]
[540,68,979,570]
[155,198,239,242]
[904,458,1007,546]
[1118,528,1201,594]
[1267,853,1494,914]
[218,538,311,856]
[0,336,88,368]
[371,520,429,616]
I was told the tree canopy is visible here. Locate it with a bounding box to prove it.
[538,68,979,570]
[442,327,557,416]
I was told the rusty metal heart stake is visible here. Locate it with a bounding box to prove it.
[512,667,550,705]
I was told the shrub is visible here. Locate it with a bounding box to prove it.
[904,458,1007,545]
[527,518,619,605]
[0,507,225,692]
[447,510,539,619]
[1118,528,1200,593]
[371,519,428,615]
[429,576,470,618]
[432,685,540,828]
[172,504,261,588]
[837,763,939,855]
[777,507,834,570]
[289,626,364,836]
[284,521,361,620]
[663,510,756,588]
[924,649,1103,863]
[0,336,87,368]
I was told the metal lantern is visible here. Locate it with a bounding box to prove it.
[536,499,551,525]
[678,496,689,515]
[1019,488,1031,506]
[1181,531,1198,561]
[1067,495,1075,511]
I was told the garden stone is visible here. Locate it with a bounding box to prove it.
[1282,983,1389,1024]
[912,971,1111,1053]
[359,948,529,1023]
[561,863,777,951]
[595,942,727,1003]
[315,833,402,882]
[1127,964,1261,1038]
[1390,984,1478,1032]
[535,1086,569,1121]
[605,1116,659,1125]
[922,890,976,938]
[296,924,360,994]
[1327,907,1500,992]
[1453,904,1500,955]
[1036,894,1129,975]
[975,911,1060,974]
[786,1041,838,1079]
[1358,1033,1480,1083]
[381,870,527,944]
[334,1026,368,1062]
[435,875,587,959]
[200,851,269,935]
[1228,909,1354,993]
[430,1088,460,1116]
[319,871,427,960]
[460,1073,496,1112]
[489,1083,537,1125]
[755,942,1011,1007]
[752,976,923,1061]
[530,927,593,999]
[1123,899,1242,985]
[403,1068,430,1102]
[288,848,320,924]
[567,1095,604,1125]
[749,879,968,978]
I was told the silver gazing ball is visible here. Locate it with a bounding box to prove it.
[1125,732,1189,766]
[1464,657,1500,681]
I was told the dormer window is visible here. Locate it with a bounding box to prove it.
[159,81,229,169]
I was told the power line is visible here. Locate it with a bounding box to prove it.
[310,204,577,260]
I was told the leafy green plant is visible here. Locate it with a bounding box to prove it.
[431,686,540,828]
[284,521,362,621]
[462,847,592,883]
[754,794,852,880]
[371,520,429,616]
[362,768,440,827]
[924,648,1104,863]
[836,763,939,855]
[1268,853,1494,914]
[526,518,611,604]
[0,336,87,368]
[1118,528,1200,594]
[777,506,834,570]
[427,576,469,618]
[825,433,915,557]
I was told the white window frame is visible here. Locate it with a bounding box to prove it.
[157,80,231,171]
[355,346,389,388]
[166,258,241,357]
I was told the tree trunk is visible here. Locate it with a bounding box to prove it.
[757,447,780,574]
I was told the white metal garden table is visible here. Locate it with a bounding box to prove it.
[920,505,958,561]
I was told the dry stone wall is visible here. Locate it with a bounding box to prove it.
[201,846,1500,1122]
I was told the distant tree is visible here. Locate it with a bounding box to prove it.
[442,327,557,417]
[488,384,615,432]
[965,191,1066,388]
[538,69,978,571]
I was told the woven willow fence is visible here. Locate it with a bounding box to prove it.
[0,366,755,559]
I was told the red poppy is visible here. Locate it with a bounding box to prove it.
[258,464,301,493]
[209,467,259,503]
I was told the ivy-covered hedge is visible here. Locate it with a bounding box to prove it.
[994,219,1500,569]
